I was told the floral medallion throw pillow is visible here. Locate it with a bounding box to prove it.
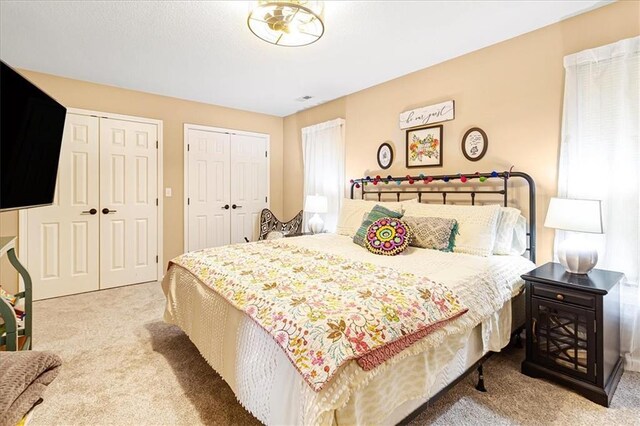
[364,217,411,256]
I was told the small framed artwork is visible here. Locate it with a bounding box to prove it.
[377,142,393,169]
[461,127,488,161]
[406,124,443,168]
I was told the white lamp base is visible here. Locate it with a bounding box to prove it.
[557,235,598,274]
[308,213,324,234]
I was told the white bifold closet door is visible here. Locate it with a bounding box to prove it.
[24,113,159,300]
[26,114,100,300]
[186,127,268,252]
[187,129,231,250]
[229,134,269,244]
[99,118,158,289]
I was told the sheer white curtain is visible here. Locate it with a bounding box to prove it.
[302,118,346,232]
[556,36,640,371]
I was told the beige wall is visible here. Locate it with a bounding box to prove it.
[0,71,284,292]
[282,1,640,264]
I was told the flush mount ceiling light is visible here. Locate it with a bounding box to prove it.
[247,1,324,47]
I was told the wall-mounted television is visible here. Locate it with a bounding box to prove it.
[1,61,67,211]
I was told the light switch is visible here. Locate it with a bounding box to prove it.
[165,187,172,197]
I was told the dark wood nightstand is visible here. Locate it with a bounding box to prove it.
[521,262,624,407]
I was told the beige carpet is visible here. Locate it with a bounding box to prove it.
[29,281,640,425]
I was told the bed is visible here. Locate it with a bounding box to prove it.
[162,171,537,425]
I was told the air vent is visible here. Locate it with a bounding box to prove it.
[295,95,314,102]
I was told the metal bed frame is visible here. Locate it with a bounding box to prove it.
[349,170,536,263]
[349,170,537,424]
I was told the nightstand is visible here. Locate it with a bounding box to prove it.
[521,262,624,407]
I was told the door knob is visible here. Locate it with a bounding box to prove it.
[222,204,230,210]
[81,208,98,215]
[232,204,242,209]
[102,208,117,214]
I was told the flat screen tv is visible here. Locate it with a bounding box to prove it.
[1,61,67,211]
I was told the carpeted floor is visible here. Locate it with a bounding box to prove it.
[30,281,640,425]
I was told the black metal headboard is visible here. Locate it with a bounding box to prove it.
[349,171,536,263]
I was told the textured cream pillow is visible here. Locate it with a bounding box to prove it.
[335,199,403,237]
[401,203,501,256]
[511,214,527,255]
[493,207,522,255]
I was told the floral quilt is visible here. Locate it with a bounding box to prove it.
[170,240,468,391]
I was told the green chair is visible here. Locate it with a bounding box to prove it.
[0,238,33,351]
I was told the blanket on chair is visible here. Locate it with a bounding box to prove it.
[0,351,62,426]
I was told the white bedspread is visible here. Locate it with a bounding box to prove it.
[162,234,535,425]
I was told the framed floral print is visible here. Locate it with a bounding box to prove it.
[406,124,443,168]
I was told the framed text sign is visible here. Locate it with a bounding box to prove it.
[399,100,455,130]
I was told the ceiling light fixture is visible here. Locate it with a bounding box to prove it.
[247,1,324,47]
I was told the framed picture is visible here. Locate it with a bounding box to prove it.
[406,124,443,168]
[461,127,488,161]
[377,142,393,169]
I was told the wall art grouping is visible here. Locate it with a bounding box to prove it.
[386,100,488,169]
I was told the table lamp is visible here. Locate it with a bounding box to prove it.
[544,197,603,274]
[304,195,328,234]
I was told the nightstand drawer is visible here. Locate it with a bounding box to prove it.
[532,284,595,309]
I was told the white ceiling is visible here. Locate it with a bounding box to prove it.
[0,1,605,117]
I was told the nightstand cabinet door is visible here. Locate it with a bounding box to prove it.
[530,297,596,382]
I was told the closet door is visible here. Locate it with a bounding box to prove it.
[185,129,231,251]
[99,118,158,288]
[230,134,268,244]
[26,114,100,300]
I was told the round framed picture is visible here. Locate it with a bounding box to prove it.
[377,142,394,169]
[461,127,488,161]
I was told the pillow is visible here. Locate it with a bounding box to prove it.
[403,216,458,252]
[353,204,404,247]
[336,199,403,237]
[364,217,411,256]
[492,207,521,255]
[511,214,527,255]
[402,203,501,256]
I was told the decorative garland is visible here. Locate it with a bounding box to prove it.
[349,166,515,189]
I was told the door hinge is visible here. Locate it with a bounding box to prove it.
[156,198,158,206]
[265,196,268,202]
[188,198,190,205]
[156,255,158,263]
[156,140,158,149]
[265,150,267,158]
[187,144,190,151]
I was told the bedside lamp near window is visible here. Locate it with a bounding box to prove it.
[544,197,603,274]
[304,195,328,234]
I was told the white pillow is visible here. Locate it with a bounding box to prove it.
[493,207,522,255]
[510,215,527,255]
[402,203,501,256]
[335,199,403,237]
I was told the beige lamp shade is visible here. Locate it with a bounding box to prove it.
[304,195,328,214]
[544,197,603,234]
